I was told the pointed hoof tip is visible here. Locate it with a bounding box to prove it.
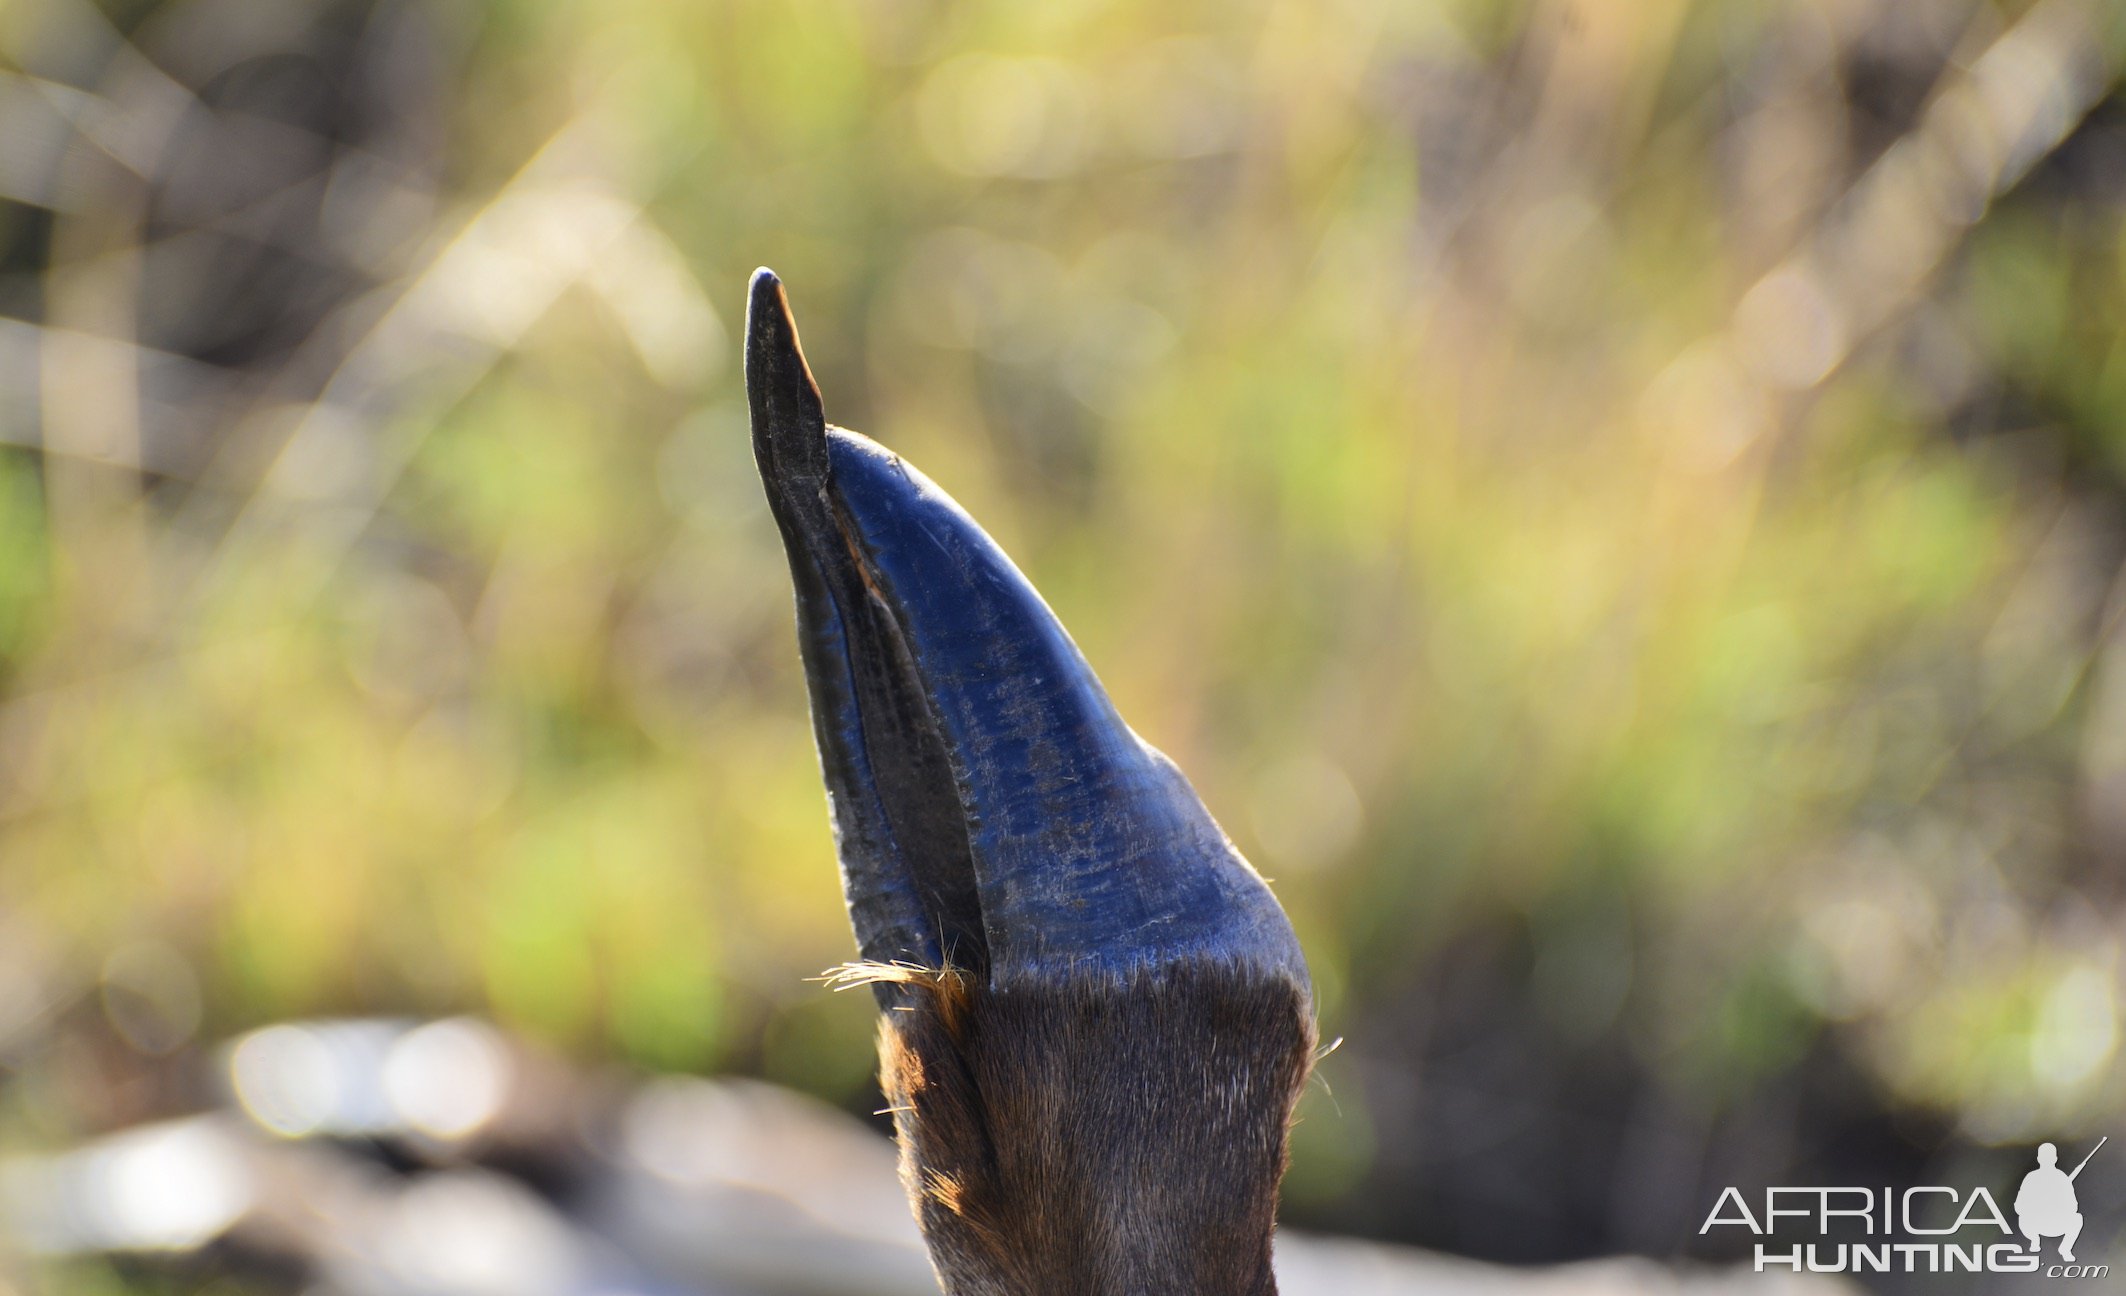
[746,267,829,504]
[748,268,791,327]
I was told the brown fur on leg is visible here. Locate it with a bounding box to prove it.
[867,963,1316,1296]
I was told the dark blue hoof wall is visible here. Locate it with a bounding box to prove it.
[748,270,1315,1296]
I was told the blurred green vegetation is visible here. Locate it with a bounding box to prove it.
[1,0,2124,1267]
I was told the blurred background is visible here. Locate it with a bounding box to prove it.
[0,0,2121,1291]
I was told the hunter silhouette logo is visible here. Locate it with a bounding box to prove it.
[1699,1137,2111,1279]
[2017,1138,2104,1263]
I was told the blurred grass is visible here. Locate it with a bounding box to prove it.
[0,0,2124,1264]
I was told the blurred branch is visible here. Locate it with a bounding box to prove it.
[181,109,721,605]
[1722,0,2115,409]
